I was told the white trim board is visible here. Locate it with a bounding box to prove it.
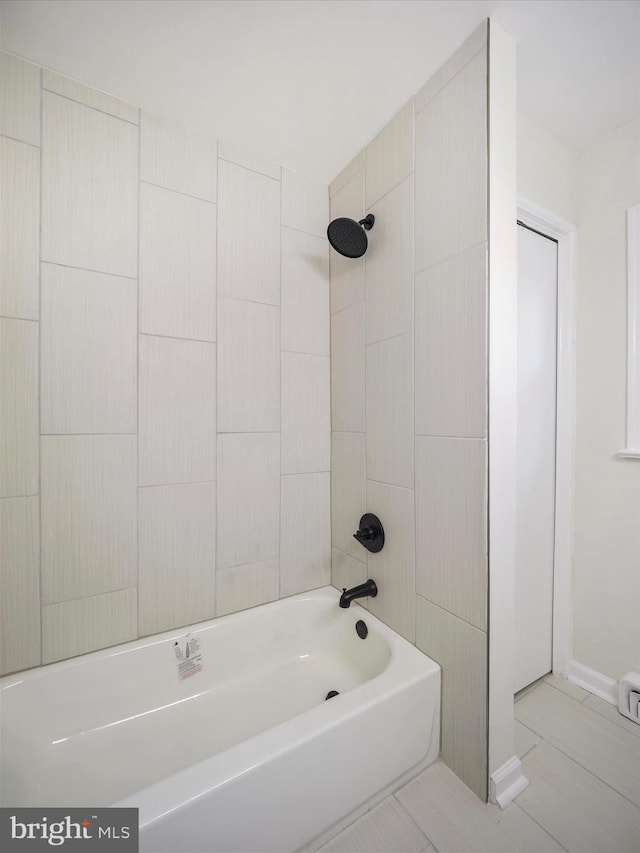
[568,659,618,705]
[489,755,529,809]
[517,197,576,681]
[619,203,640,458]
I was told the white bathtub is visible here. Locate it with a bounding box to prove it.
[0,586,440,852]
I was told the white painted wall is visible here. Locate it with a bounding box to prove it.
[573,116,640,681]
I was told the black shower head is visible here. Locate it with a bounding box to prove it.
[327,214,375,258]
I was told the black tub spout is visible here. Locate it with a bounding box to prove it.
[339,579,378,608]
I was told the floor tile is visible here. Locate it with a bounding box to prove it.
[583,694,640,739]
[317,797,429,853]
[396,760,562,852]
[518,740,640,852]
[543,673,589,703]
[515,683,640,807]
[514,720,541,759]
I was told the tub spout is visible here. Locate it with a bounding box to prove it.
[339,580,378,608]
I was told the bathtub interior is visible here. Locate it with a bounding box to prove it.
[0,589,394,808]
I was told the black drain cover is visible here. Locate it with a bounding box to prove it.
[356,620,368,639]
[325,690,339,700]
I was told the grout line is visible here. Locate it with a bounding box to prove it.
[42,87,139,126]
[140,178,216,206]
[415,238,488,280]
[40,259,137,281]
[218,155,280,184]
[0,315,39,325]
[136,105,141,640]
[139,479,216,490]
[217,292,280,309]
[41,433,137,437]
[0,132,40,149]
[510,801,570,853]
[139,331,216,345]
[391,792,437,851]
[364,327,413,349]
[213,139,219,612]
[415,593,486,634]
[38,64,44,667]
[365,168,414,212]
[280,222,325,240]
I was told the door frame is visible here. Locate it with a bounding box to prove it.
[517,197,576,679]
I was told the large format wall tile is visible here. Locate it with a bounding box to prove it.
[217,298,279,433]
[139,482,216,635]
[0,137,40,320]
[139,335,216,485]
[43,70,138,123]
[415,436,487,630]
[41,435,137,603]
[331,431,366,562]
[365,99,413,208]
[416,596,488,799]
[217,160,280,304]
[217,433,280,570]
[330,151,365,198]
[216,559,279,617]
[415,48,487,273]
[41,92,138,277]
[280,473,331,596]
[0,319,38,497]
[41,264,137,434]
[0,496,41,674]
[329,169,365,314]
[0,52,40,146]
[281,227,329,355]
[331,302,365,432]
[282,352,330,474]
[140,112,216,201]
[42,589,137,664]
[415,243,487,438]
[366,175,413,344]
[331,547,367,594]
[139,183,216,341]
[367,480,416,643]
[366,333,413,488]
[282,169,328,238]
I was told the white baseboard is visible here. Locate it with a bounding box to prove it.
[568,659,617,705]
[489,756,529,809]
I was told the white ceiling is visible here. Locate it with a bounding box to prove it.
[1,0,639,182]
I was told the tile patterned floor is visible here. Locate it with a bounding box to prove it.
[317,675,640,852]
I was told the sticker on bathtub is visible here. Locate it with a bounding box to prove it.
[174,633,203,683]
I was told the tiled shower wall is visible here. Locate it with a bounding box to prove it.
[0,51,330,674]
[330,23,489,798]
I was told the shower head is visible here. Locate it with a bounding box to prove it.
[327,214,375,258]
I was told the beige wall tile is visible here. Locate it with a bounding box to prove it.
[330,169,366,315]
[415,242,487,438]
[282,352,330,474]
[281,227,329,355]
[139,335,216,485]
[0,137,40,320]
[41,435,137,603]
[41,263,137,434]
[415,436,487,630]
[330,150,365,198]
[331,547,367,595]
[41,92,138,278]
[0,496,41,674]
[217,433,280,570]
[414,21,488,113]
[416,597,488,799]
[42,589,137,664]
[282,169,328,238]
[280,473,331,596]
[218,141,281,179]
[0,52,40,146]
[331,302,365,432]
[366,480,416,643]
[140,111,216,201]
[216,559,279,617]
[0,319,38,497]
[365,99,413,208]
[139,183,216,341]
[43,70,139,123]
[138,482,216,636]
[415,48,487,273]
[331,431,366,562]
[366,333,413,488]
[217,298,279,433]
[366,175,414,344]
[217,160,280,304]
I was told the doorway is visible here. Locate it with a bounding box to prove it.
[514,222,559,693]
